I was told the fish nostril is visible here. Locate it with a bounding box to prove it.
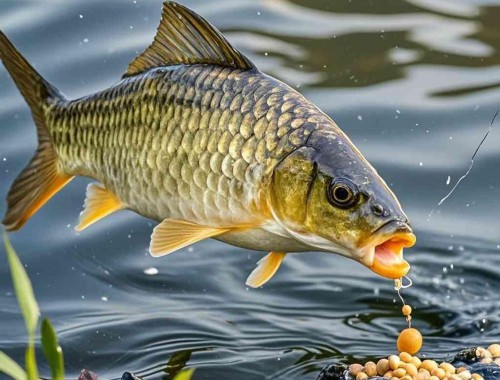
[372,203,385,217]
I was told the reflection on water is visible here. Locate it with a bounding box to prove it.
[0,1,499,379]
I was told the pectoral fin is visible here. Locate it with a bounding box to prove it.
[150,219,233,257]
[246,252,286,288]
[75,183,123,232]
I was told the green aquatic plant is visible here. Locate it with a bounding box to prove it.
[0,232,195,380]
[0,232,64,380]
[173,368,195,380]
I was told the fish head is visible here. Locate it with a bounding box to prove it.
[270,129,415,279]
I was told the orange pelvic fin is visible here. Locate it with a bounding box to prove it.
[75,183,123,232]
[246,252,286,288]
[149,219,233,257]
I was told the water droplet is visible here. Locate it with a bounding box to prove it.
[144,267,158,275]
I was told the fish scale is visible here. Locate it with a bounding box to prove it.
[47,64,323,225]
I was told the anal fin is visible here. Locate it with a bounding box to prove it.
[75,183,123,232]
[150,219,234,257]
[246,252,286,288]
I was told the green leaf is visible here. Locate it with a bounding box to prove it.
[3,232,40,380]
[41,318,64,380]
[25,342,38,380]
[3,232,40,335]
[0,351,27,380]
[173,368,195,380]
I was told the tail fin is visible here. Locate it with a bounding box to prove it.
[0,31,73,231]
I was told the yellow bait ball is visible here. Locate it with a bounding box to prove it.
[397,328,423,355]
[402,305,412,316]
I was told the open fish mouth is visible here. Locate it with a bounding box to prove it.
[371,233,416,279]
[360,221,416,279]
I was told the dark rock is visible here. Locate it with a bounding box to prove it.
[452,347,480,365]
[77,370,99,380]
[121,372,142,380]
[316,364,348,380]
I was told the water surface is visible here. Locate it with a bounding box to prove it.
[1,1,499,379]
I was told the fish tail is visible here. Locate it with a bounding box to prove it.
[0,31,73,231]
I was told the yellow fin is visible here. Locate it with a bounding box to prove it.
[150,219,232,257]
[246,252,286,288]
[2,144,73,231]
[124,2,254,77]
[1,32,70,231]
[75,183,123,232]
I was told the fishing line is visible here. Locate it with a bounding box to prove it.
[428,109,498,220]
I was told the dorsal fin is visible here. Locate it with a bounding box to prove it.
[124,1,255,77]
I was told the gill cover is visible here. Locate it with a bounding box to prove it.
[270,147,317,228]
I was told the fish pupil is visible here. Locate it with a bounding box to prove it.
[335,187,350,202]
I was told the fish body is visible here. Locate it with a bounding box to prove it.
[1,2,415,287]
[48,64,324,252]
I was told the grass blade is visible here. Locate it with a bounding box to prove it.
[0,351,27,380]
[25,343,38,380]
[41,318,64,380]
[3,232,40,334]
[173,368,195,380]
[3,232,40,380]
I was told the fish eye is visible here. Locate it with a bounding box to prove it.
[327,179,357,208]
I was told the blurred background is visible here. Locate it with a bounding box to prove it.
[0,1,499,379]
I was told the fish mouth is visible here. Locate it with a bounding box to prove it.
[360,221,416,279]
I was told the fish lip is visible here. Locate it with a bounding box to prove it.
[358,220,416,278]
[372,218,412,236]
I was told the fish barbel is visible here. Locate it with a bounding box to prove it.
[0,2,415,287]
